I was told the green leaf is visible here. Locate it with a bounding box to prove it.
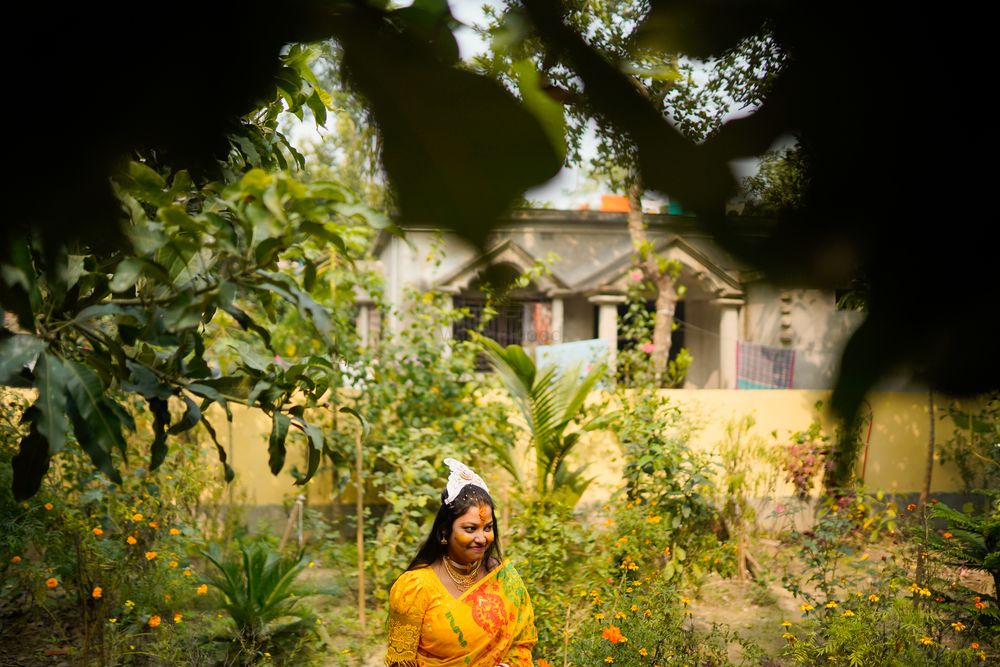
[109,257,146,293]
[0,334,46,385]
[200,416,235,483]
[30,353,69,455]
[512,59,567,159]
[268,412,291,475]
[122,161,170,206]
[291,418,324,485]
[148,397,171,471]
[11,425,51,500]
[167,395,202,435]
[338,406,371,442]
[306,89,327,128]
[187,382,232,420]
[64,360,127,483]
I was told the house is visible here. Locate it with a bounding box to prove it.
[369,207,867,390]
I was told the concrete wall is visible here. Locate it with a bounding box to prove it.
[743,284,865,389]
[213,390,975,519]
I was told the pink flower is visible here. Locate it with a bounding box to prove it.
[629,269,643,282]
[640,342,655,354]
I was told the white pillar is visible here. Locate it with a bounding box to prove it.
[551,297,564,344]
[589,294,626,372]
[713,298,743,389]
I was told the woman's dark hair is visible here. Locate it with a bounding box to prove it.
[406,484,502,571]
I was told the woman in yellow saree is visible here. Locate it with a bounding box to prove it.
[385,459,536,667]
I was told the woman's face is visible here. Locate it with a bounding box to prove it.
[446,503,494,565]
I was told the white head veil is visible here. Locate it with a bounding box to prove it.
[442,458,490,505]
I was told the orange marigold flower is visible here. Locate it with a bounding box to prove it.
[168,561,178,568]
[148,615,161,628]
[943,532,954,539]
[148,521,158,529]
[92,586,103,599]
[537,660,553,667]
[183,569,192,577]
[951,621,966,632]
[169,528,181,536]
[639,648,648,656]
[92,527,104,536]
[907,503,917,511]
[971,643,980,649]
[197,584,208,596]
[173,612,182,624]
[132,513,143,522]
[602,625,626,644]
[44,503,53,510]
[126,536,137,545]
[45,578,59,589]
[10,556,21,564]
[643,609,652,618]
[145,551,157,561]
[974,596,986,610]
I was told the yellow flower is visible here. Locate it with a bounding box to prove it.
[825,601,838,609]
[781,620,792,627]
[308,561,315,568]
[148,521,158,529]
[44,503,53,510]
[867,594,879,603]
[857,553,869,561]
[10,556,21,564]
[197,584,208,596]
[124,600,135,608]
[782,632,796,642]
[909,582,920,593]
[951,621,966,632]
[145,551,157,561]
[183,569,192,577]
[639,648,648,656]
[919,588,931,597]
[919,636,933,646]
[45,578,59,589]
[132,513,143,522]
[644,609,653,618]
[841,610,855,617]
[92,586,103,599]
[800,603,814,613]
[92,527,104,536]
[109,618,117,624]
[604,658,614,664]
[595,613,605,620]
[148,615,161,628]
[630,604,639,612]
[168,561,178,568]
[173,613,182,624]
[169,527,181,536]
[126,536,137,545]
[680,596,691,605]
[614,611,627,619]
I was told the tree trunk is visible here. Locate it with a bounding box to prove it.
[627,181,677,385]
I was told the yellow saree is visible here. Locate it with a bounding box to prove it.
[385,561,536,667]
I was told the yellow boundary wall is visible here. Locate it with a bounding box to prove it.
[218,390,976,509]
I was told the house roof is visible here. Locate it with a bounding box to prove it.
[374,208,768,299]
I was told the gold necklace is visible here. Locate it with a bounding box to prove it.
[442,557,481,591]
